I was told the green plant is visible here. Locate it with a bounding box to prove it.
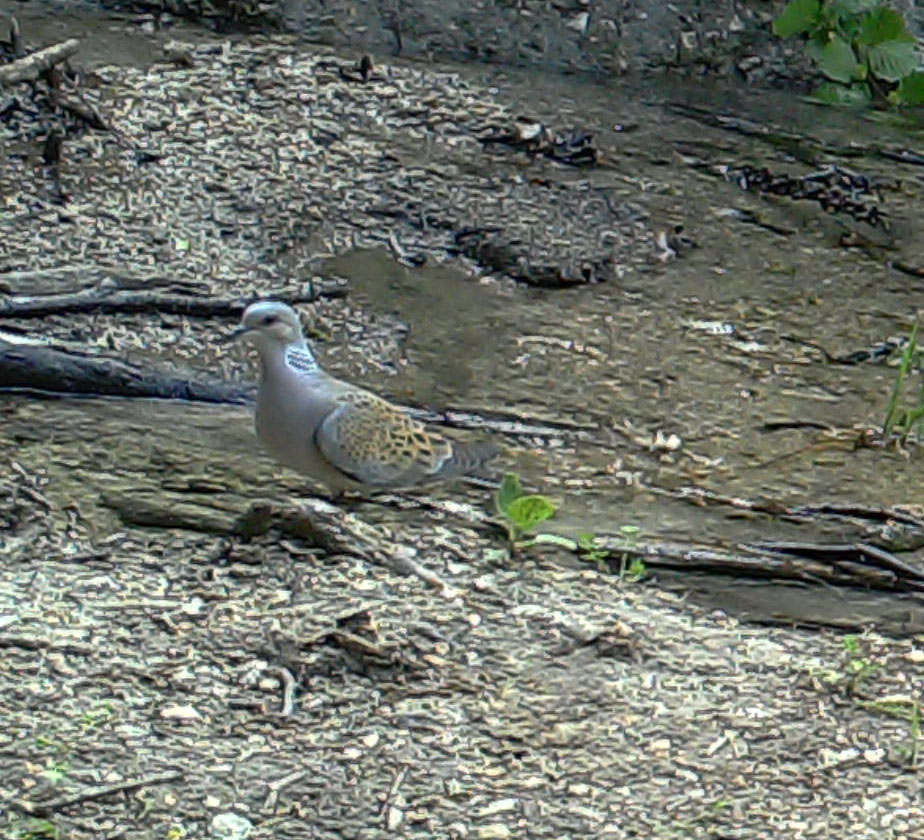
[910,699,921,766]
[624,557,647,582]
[80,702,113,732]
[859,695,922,766]
[577,532,610,572]
[39,759,70,786]
[616,525,647,581]
[575,528,646,580]
[7,817,60,839]
[819,633,880,693]
[883,323,924,443]
[494,473,557,546]
[773,0,924,106]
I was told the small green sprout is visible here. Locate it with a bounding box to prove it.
[883,323,924,444]
[577,532,610,572]
[624,558,647,582]
[494,473,557,546]
[39,760,70,786]
[10,818,60,839]
[819,633,879,694]
[576,527,646,580]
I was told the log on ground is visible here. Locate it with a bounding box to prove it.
[0,338,252,403]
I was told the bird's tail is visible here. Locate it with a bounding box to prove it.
[440,441,501,480]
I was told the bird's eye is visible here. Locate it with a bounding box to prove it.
[262,315,277,325]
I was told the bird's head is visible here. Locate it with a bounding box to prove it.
[225,301,305,349]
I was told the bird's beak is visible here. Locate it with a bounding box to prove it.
[219,325,252,345]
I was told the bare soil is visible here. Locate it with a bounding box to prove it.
[3,5,924,839]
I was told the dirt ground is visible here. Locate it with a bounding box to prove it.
[3,5,924,839]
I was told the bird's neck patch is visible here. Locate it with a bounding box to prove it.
[285,345,320,375]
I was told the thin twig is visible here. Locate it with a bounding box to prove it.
[388,546,460,596]
[263,769,308,812]
[273,666,297,716]
[14,771,183,817]
[380,766,408,828]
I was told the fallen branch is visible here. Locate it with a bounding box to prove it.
[0,338,253,403]
[275,501,461,594]
[105,488,460,593]
[589,536,924,593]
[0,264,215,296]
[15,771,183,817]
[50,87,108,130]
[0,38,80,86]
[750,540,924,585]
[380,766,408,829]
[0,283,345,319]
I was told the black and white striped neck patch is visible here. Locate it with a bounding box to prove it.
[285,347,320,375]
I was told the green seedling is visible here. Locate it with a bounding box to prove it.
[773,0,924,106]
[578,532,610,572]
[859,695,922,767]
[39,759,70,786]
[576,528,646,581]
[8,818,60,839]
[624,557,647,582]
[617,525,647,580]
[819,633,880,694]
[494,472,557,546]
[80,702,113,732]
[883,323,924,444]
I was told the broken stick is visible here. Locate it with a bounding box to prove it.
[0,38,80,85]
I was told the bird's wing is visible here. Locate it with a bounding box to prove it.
[314,390,453,487]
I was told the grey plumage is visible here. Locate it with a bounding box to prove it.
[226,300,498,494]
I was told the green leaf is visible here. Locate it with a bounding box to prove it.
[867,39,919,82]
[817,35,863,81]
[21,819,60,840]
[625,559,647,580]
[494,472,523,517]
[807,80,872,105]
[894,71,924,105]
[859,6,914,46]
[507,495,556,534]
[804,38,826,64]
[828,0,878,15]
[772,0,821,38]
[577,532,596,550]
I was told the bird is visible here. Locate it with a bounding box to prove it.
[224,300,499,495]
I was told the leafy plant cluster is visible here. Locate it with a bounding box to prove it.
[493,472,647,579]
[773,0,924,105]
[814,634,921,767]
